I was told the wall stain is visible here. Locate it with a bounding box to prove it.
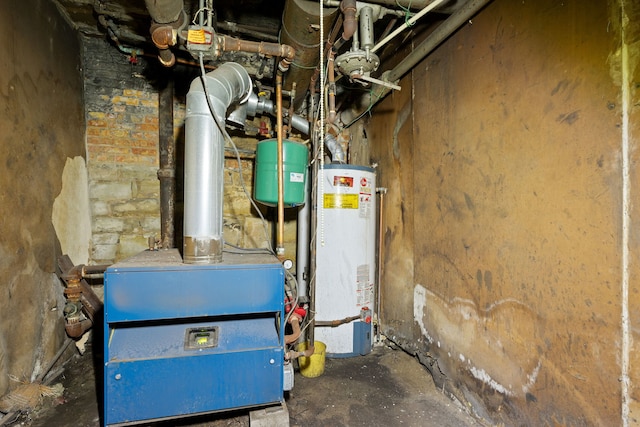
[550,79,570,96]
[556,110,580,124]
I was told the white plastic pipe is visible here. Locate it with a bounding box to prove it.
[371,0,446,53]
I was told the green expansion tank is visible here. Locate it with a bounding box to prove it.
[254,139,308,207]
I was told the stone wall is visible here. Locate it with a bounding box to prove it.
[83,37,162,264]
[82,37,298,265]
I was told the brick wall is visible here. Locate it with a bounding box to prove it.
[82,37,298,265]
[83,37,161,264]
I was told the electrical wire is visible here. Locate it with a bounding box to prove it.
[223,241,273,254]
[342,85,386,130]
[197,53,275,255]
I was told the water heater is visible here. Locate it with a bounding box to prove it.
[315,164,376,357]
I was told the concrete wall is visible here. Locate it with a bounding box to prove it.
[368,0,640,424]
[0,0,85,397]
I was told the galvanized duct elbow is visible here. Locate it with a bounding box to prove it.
[324,134,346,163]
[183,63,252,264]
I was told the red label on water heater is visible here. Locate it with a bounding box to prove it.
[334,176,353,187]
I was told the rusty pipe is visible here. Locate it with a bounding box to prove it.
[219,35,295,72]
[315,314,360,327]
[159,79,176,249]
[150,25,176,50]
[65,318,93,339]
[327,50,337,123]
[285,317,302,344]
[144,0,185,67]
[286,345,315,360]
[58,255,106,338]
[340,0,357,41]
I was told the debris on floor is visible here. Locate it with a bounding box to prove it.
[7,339,481,427]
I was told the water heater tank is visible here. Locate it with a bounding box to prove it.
[315,164,376,357]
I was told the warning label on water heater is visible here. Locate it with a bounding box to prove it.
[324,193,359,209]
[358,175,373,219]
[356,264,373,307]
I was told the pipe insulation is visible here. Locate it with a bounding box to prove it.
[280,0,339,110]
[144,0,183,24]
[183,62,252,264]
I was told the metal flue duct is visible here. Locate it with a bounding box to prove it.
[183,62,252,264]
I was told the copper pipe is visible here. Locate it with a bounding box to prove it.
[376,187,387,343]
[327,50,337,123]
[340,0,357,41]
[285,317,302,344]
[276,72,285,258]
[315,314,360,327]
[288,82,297,131]
[150,25,175,49]
[309,15,343,105]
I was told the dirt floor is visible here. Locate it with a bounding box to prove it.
[1,339,481,427]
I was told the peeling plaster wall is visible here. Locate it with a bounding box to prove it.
[368,0,638,424]
[0,0,84,397]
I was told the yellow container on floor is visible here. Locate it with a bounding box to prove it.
[298,341,326,378]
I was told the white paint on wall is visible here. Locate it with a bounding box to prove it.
[620,3,631,424]
[469,366,513,396]
[413,283,434,343]
[522,358,542,395]
[52,156,91,265]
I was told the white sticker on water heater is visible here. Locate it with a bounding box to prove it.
[359,193,372,219]
[356,264,373,307]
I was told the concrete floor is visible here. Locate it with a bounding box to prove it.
[5,340,480,427]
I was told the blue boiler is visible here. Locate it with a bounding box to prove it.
[103,249,285,426]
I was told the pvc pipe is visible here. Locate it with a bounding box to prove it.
[371,0,446,53]
[297,174,311,296]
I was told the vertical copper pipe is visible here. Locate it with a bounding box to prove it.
[158,78,175,249]
[276,73,285,257]
[376,187,387,343]
[327,50,336,123]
